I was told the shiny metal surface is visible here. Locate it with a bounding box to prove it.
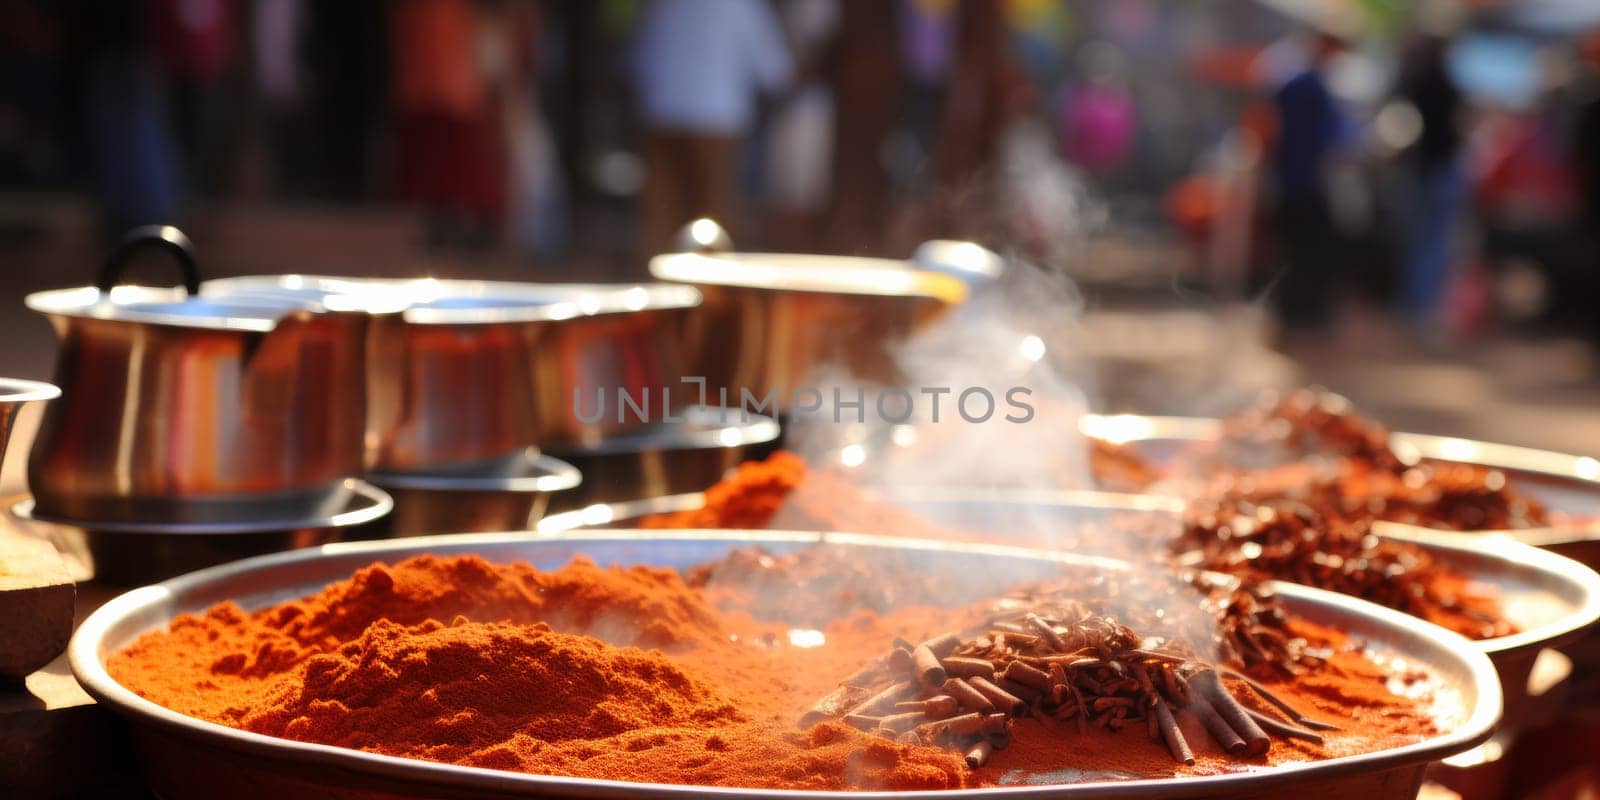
[0,377,61,467]
[13,479,391,586]
[912,240,1006,284]
[1077,413,1600,562]
[649,251,966,411]
[543,408,779,510]
[671,217,735,253]
[71,531,1498,799]
[204,276,704,469]
[367,451,581,537]
[535,490,1178,535]
[26,233,370,524]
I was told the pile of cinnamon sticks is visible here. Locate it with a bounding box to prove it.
[803,595,1335,768]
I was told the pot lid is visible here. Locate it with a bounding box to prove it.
[651,218,971,302]
[25,227,327,332]
[25,285,310,332]
[203,275,702,325]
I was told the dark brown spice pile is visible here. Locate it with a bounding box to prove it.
[802,571,1338,768]
[1208,387,1548,530]
[1174,494,1514,640]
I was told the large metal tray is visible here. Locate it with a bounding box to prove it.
[74,532,1500,799]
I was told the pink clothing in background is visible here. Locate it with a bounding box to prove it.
[1059,85,1135,175]
[150,0,238,84]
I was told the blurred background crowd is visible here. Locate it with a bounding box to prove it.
[3,0,1600,448]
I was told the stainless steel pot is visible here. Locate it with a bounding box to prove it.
[25,228,370,524]
[203,276,703,470]
[366,449,581,537]
[69,531,1501,799]
[650,235,967,412]
[543,406,780,510]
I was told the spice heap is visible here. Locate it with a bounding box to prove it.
[1208,387,1548,530]
[1091,437,1161,491]
[1173,493,1513,640]
[643,450,971,540]
[803,573,1344,771]
[1219,386,1403,469]
[643,451,806,530]
[245,618,743,762]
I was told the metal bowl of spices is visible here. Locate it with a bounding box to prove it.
[73,531,1498,799]
[1077,413,1600,564]
[13,479,392,586]
[365,450,582,537]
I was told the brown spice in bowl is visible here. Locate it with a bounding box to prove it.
[1207,387,1549,530]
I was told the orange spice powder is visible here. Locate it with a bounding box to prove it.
[643,450,971,541]
[658,451,1517,640]
[109,554,1442,791]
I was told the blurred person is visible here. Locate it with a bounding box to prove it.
[930,0,1013,234]
[1577,35,1600,341]
[64,0,182,233]
[896,0,956,182]
[247,0,308,197]
[491,0,567,258]
[1270,31,1348,331]
[826,0,900,252]
[633,0,794,255]
[1576,33,1600,244]
[763,0,837,245]
[0,0,66,187]
[1057,41,1136,178]
[391,0,504,249]
[148,0,240,197]
[304,1,385,200]
[1395,33,1465,326]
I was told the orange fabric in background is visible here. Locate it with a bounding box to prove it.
[390,0,485,116]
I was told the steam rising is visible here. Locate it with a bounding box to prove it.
[758,134,1224,659]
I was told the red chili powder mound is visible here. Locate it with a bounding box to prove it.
[109,555,1441,790]
[642,450,806,530]
[110,555,970,790]
[643,450,972,541]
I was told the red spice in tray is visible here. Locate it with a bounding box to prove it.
[110,552,1441,791]
[642,450,975,541]
[646,444,1520,640]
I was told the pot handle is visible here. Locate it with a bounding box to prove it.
[96,225,201,296]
